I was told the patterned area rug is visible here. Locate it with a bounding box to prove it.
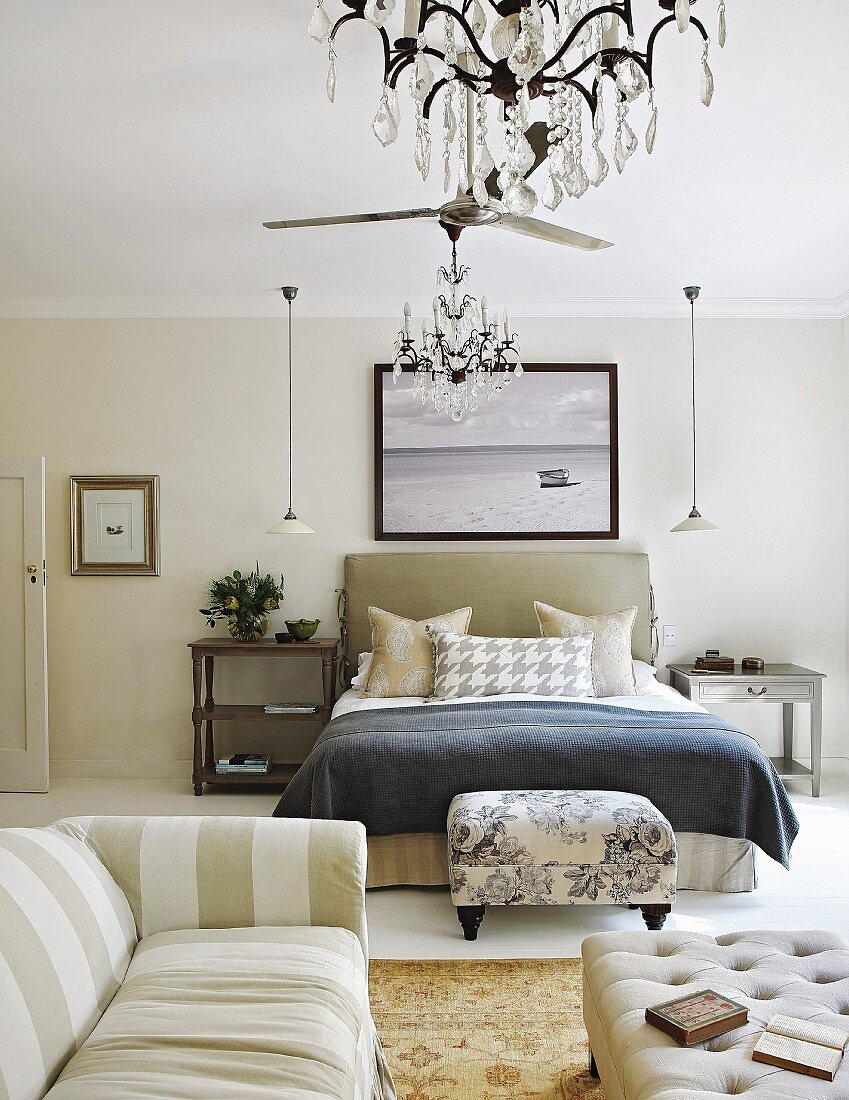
[370,958,605,1100]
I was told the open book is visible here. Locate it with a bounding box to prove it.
[753,1015,849,1082]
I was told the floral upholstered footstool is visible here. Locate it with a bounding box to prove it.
[447,790,677,940]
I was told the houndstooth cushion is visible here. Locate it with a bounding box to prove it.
[428,629,594,700]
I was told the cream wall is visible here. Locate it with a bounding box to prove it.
[0,316,846,776]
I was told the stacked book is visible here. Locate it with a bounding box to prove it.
[215,754,271,775]
[263,702,320,715]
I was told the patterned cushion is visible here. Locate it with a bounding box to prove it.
[0,826,137,1100]
[448,790,677,908]
[361,606,472,699]
[535,602,638,697]
[428,630,594,700]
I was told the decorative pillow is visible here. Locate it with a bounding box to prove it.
[428,629,594,700]
[361,606,472,699]
[535,602,638,697]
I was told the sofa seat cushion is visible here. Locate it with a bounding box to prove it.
[582,929,849,1100]
[46,926,385,1100]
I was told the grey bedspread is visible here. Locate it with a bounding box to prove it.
[272,700,799,867]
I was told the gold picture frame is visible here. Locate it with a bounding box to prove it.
[70,475,160,576]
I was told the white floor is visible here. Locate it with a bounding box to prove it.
[2,777,846,959]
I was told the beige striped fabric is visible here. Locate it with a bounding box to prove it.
[56,817,369,953]
[364,831,757,891]
[49,927,394,1100]
[0,826,137,1100]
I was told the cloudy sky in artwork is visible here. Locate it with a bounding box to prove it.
[382,370,612,449]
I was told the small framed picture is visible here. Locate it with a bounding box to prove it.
[70,476,160,575]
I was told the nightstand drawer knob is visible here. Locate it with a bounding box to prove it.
[747,686,768,697]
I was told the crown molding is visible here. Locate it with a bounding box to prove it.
[0,292,846,320]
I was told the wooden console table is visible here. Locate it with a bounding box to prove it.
[668,662,825,797]
[188,638,338,795]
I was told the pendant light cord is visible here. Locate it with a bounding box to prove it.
[690,296,697,512]
[285,292,292,514]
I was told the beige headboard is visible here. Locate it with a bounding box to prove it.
[341,551,655,678]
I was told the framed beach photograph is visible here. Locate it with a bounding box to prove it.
[70,475,160,575]
[374,363,618,541]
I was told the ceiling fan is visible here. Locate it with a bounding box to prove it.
[263,121,612,250]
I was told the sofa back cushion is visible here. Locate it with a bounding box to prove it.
[0,826,137,1100]
[58,817,369,953]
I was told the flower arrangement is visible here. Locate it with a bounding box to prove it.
[200,566,285,642]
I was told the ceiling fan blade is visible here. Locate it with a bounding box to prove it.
[263,208,439,229]
[491,214,613,251]
[485,121,549,199]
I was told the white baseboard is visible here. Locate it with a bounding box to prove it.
[51,759,194,781]
[51,757,849,780]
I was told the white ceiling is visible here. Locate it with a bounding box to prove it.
[1,1,847,318]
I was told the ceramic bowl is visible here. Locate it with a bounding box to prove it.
[285,619,320,641]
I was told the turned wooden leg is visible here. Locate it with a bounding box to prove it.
[321,651,338,712]
[588,1049,599,1079]
[457,904,486,941]
[203,655,215,769]
[640,903,671,931]
[192,656,204,795]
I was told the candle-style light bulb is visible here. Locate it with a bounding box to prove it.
[403,301,412,336]
[432,297,440,328]
[503,312,511,340]
[481,295,489,328]
[493,312,501,340]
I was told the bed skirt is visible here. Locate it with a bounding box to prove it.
[366,831,757,893]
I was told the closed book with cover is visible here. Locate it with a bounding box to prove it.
[646,990,748,1046]
[694,656,735,672]
[752,1015,849,1081]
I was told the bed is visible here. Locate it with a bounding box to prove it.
[273,552,799,892]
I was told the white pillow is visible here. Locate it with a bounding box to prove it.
[429,629,594,700]
[351,651,372,690]
[634,659,659,694]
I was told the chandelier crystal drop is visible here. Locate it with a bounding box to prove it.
[308,1,727,217]
[392,241,523,422]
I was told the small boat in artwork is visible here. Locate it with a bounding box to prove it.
[537,468,570,488]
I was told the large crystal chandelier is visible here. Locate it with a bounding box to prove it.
[308,1,726,217]
[392,231,522,421]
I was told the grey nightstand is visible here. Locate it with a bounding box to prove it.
[667,663,826,797]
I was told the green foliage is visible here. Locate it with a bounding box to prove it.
[199,564,285,632]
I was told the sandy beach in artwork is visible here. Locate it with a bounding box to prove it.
[383,445,611,534]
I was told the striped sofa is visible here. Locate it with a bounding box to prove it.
[0,816,395,1100]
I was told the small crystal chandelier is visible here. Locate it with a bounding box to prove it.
[308,1,727,217]
[393,230,522,421]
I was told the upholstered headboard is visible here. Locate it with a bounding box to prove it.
[340,551,655,679]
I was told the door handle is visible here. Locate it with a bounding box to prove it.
[747,686,768,696]
[27,564,38,583]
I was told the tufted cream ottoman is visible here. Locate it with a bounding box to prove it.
[448,789,677,939]
[582,929,849,1099]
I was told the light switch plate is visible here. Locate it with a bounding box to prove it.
[662,625,677,647]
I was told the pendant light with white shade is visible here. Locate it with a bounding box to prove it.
[267,286,315,535]
[671,285,719,533]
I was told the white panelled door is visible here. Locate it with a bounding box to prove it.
[0,458,48,792]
